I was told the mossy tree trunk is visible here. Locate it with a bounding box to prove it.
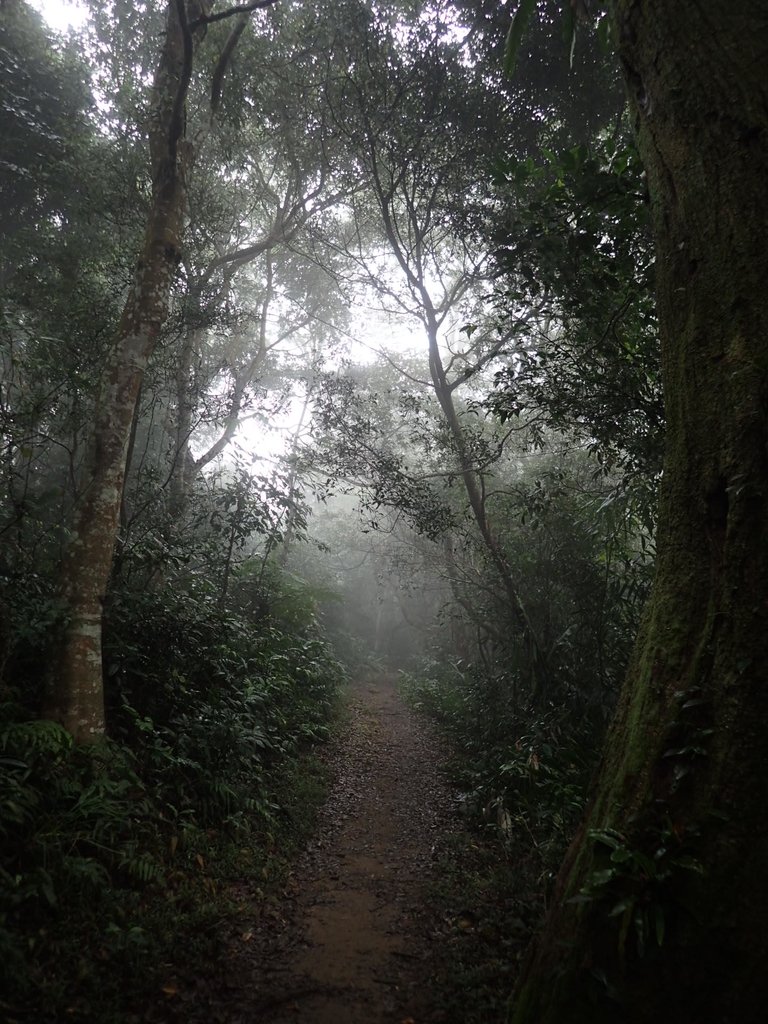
[511,2,768,1022]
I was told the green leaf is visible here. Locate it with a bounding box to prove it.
[654,903,665,946]
[673,854,705,875]
[567,892,594,905]
[590,868,616,887]
[503,0,537,79]
[610,847,632,864]
[609,897,634,918]
[589,828,623,850]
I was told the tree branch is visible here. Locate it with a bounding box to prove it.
[190,0,278,29]
[210,12,249,116]
[168,0,194,170]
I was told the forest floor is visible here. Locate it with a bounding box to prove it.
[178,671,458,1023]
[150,672,532,1024]
[252,672,457,1024]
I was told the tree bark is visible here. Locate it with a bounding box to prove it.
[511,2,768,1021]
[46,0,275,741]
[45,1,199,741]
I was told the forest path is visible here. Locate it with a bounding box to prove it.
[251,672,456,1024]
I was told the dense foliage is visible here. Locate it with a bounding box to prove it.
[0,562,343,1017]
[0,0,694,1018]
[0,9,350,1014]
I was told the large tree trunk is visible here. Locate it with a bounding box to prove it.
[511,3,768,1022]
[45,2,197,741]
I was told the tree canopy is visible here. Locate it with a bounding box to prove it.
[1,1,766,1021]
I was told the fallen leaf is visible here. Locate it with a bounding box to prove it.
[455,909,478,931]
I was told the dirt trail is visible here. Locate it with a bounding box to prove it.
[254,673,455,1024]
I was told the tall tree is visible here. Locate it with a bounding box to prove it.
[330,11,559,693]
[0,2,136,573]
[46,0,275,742]
[0,0,92,286]
[511,3,768,1021]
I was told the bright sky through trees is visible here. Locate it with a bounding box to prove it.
[32,0,88,32]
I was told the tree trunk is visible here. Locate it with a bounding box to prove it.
[425,316,549,696]
[45,2,196,742]
[169,321,200,515]
[511,3,768,1022]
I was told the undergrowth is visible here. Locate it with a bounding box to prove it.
[401,658,606,1023]
[400,658,599,876]
[0,572,344,1024]
[426,830,542,1024]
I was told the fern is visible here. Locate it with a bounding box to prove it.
[118,851,163,884]
[0,772,40,834]
[0,719,73,761]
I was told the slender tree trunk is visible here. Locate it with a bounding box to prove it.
[45,2,197,741]
[169,321,200,515]
[276,385,312,566]
[425,316,549,695]
[511,3,768,1022]
[114,381,143,577]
